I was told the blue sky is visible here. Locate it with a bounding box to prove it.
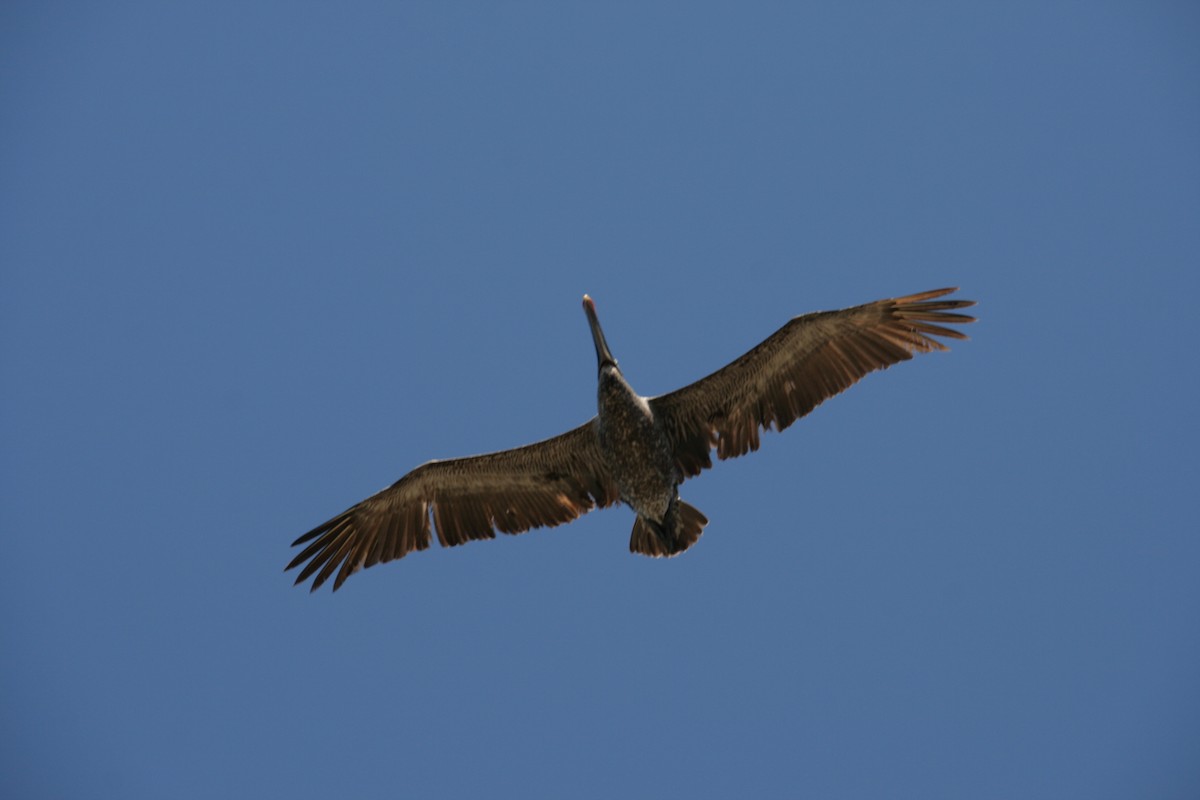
[3,2,1198,797]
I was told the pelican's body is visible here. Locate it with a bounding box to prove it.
[586,296,707,554]
[596,368,674,518]
[288,288,976,591]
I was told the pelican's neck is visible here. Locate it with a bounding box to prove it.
[598,363,647,411]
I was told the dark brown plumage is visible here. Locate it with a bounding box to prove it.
[287,288,975,591]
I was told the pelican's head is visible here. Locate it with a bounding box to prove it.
[582,295,618,373]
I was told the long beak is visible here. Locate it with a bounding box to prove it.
[582,295,617,370]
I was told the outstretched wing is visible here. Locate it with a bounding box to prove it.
[650,288,976,477]
[287,419,619,591]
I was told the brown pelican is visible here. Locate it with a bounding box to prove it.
[287,288,975,591]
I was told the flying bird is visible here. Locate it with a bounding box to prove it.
[287,288,976,591]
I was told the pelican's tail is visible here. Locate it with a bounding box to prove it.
[629,500,708,558]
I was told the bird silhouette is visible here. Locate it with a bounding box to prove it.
[287,288,975,591]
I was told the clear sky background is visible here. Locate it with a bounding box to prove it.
[3,3,1198,798]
